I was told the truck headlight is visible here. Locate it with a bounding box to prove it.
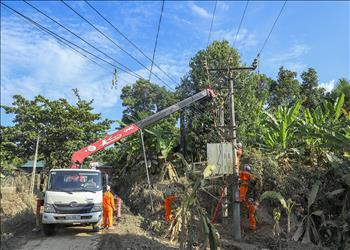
[44,203,56,213]
[91,203,102,212]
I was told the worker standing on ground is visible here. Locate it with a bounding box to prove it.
[103,185,115,229]
[239,164,252,203]
[246,198,257,231]
[164,195,177,222]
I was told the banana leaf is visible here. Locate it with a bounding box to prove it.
[308,181,320,210]
[334,94,345,122]
[208,222,218,250]
[292,220,306,241]
[260,191,287,209]
[326,188,345,198]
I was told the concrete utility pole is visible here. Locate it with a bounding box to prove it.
[219,107,229,219]
[229,69,241,240]
[30,135,40,194]
[209,58,257,240]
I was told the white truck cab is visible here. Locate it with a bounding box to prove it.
[42,169,104,235]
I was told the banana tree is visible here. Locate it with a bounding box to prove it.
[260,100,302,152]
[292,181,324,244]
[168,163,219,250]
[260,191,295,233]
[301,94,350,151]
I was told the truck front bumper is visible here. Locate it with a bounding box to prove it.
[42,211,102,224]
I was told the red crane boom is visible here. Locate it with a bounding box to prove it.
[71,88,215,168]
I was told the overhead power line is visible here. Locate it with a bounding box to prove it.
[149,0,165,81]
[61,0,174,91]
[207,0,218,47]
[257,0,287,56]
[1,2,141,80]
[84,0,179,86]
[232,0,249,47]
[3,2,222,126]
[23,0,141,79]
[1,3,110,74]
[2,2,224,138]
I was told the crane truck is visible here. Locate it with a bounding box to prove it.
[40,88,215,235]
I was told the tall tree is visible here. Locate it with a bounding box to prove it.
[268,67,301,109]
[0,126,25,173]
[1,90,112,169]
[176,40,265,159]
[300,68,325,109]
[116,79,178,173]
[120,79,178,141]
[330,78,350,111]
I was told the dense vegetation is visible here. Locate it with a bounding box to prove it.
[1,89,111,171]
[1,40,349,248]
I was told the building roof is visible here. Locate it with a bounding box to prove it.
[20,160,45,168]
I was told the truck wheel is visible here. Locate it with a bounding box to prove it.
[92,223,100,232]
[43,224,55,236]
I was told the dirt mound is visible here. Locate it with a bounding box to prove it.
[0,191,37,238]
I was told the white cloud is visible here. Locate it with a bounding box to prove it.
[217,2,229,11]
[0,15,125,113]
[1,7,199,126]
[211,28,258,50]
[190,2,212,19]
[320,79,336,92]
[284,62,308,73]
[168,14,192,26]
[268,44,310,73]
[269,44,310,64]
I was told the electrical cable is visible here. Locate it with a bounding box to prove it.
[63,1,215,122]
[207,0,218,48]
[85,0,179,86]
[85,0,229,125]
[232,0,249,47]
[257,0,287,56]
[61,0,175,91]
[23,0,142,80]
[4,2,227,136]
[1,2,117,75]
[149,0,164,81]
[1,2,142,80]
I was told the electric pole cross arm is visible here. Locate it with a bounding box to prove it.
[70,88,215,168]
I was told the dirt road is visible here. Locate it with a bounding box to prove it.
[1,212,176,250]
[3,226,100,250]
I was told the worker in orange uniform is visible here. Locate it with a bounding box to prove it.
[236,142,244,173]
[239,164,252,204]
[164,195,177,222]
[246,198,257,231]
[103,185,115,229]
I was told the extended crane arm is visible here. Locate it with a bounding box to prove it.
[71,88,215,167]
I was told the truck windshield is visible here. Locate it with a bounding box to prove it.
[48,171,102,192]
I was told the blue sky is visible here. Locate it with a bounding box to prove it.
[1,1,349,127]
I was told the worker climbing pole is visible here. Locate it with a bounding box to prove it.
[239,164,251,203]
